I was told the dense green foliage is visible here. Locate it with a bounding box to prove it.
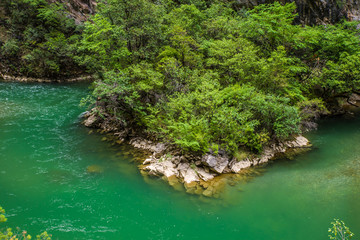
[3,0,360,157]
[0,0,83,77]
[75,0,360,157]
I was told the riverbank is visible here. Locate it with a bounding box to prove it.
[83,110,312,197]
[135,135,311,197]
[0,74,94,83]
[81,93,360,197]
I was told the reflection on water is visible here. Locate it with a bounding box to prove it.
[0,81,359,240]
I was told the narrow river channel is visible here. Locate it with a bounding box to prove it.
[0,81,359,239]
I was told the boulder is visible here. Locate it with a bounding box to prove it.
[86,164,104,173]
[144,159,178,178]
[202,188,213,197]
[201,154,229,173]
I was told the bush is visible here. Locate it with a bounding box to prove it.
[147,83,300,153]
[0,206,52,240]
[328,219,354,240]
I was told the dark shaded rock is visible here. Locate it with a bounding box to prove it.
[234,0,360,25]
[201,154,229,174]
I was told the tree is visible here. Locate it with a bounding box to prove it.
[0,0,83,78]
[328,219,354,240]
[0,206,51,240]
[75,14,130,72]
[240,2,299,53]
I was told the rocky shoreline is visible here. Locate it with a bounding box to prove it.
[133,136,311,197]
[83,111,312,197]
[0,74,94,83]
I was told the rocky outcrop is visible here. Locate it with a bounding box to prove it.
[234,0,360,25]
[230,136,310,172]
[81,111,312,197]
[0,74,93,83]
[129,138,168,155]
[51,0,360,26]
[47,0,360,26]
[135,135,311,197]
[51,0,96,24]
[229,159,253,173]
[294,0,360,25]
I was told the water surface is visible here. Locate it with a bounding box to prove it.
[0,81,359,239]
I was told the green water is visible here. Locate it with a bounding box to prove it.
[0,81,359,240]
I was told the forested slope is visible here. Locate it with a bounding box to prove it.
[79,1,360,159]
[0,0,91,78]
[2,0,360,160]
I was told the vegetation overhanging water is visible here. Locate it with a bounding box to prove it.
[0,81,359,239]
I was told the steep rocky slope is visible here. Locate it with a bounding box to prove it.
[235,0,360,25]
[44,0,360,25]
[49,0,96,23]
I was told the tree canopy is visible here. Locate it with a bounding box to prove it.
[2,0,360,157]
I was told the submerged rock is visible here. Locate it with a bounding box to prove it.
[86,165,104,173]
[166,175,184,191]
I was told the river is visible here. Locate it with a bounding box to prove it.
[0,81,359,239]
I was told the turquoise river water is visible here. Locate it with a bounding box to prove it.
[0,81,359,239]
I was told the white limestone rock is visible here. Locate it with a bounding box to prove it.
[178,163,200,183]
[130,138,168,153]
[196,167,215,181]
[144,159,178,178]
[229,159,253,173]
[258,146,276,164]
[292,136,309,147]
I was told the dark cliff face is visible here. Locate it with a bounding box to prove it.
[45,0,360,25]
[235,0,360,25]
[295,0,360,25]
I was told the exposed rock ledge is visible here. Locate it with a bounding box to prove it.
[0,74,94,83]
[132,136,311,197]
